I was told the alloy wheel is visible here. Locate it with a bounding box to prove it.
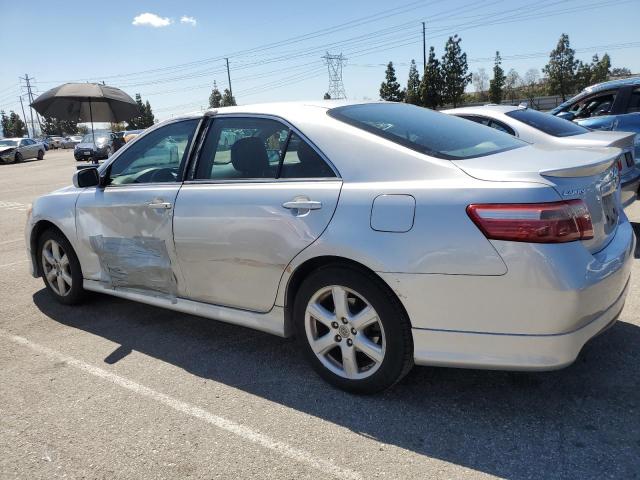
[305,285,386,380]
[42,239,72,296]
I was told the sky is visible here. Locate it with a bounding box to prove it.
[0,0,639,124]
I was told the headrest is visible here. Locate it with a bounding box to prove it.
[231,137,269,177]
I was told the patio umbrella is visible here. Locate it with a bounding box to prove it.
[31,83,139,162]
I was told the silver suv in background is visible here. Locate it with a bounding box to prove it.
[73,132,114,161]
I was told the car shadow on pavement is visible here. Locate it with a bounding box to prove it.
[33,289,640,480]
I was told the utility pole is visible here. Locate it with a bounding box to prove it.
[322,52,347,99]
[422,22,427,72]
[22,74,42,136]
[19,95,30,137]
[225,58,233,99]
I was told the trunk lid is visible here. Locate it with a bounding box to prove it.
[453,144,622,253]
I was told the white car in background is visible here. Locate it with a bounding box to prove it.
[444,105,640,206]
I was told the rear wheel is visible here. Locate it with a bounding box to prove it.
[38,229,85,305]
[294,266,413,394]
[37,149,44,160]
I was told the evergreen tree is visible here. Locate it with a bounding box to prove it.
[543,33,578,101]
[143,100,156,126]
[379,62,404,102]
[6,111,27,137]
[575,61,592,91]
[488,51,506,104]
[209,81,222,108]
[405,60,421,105]
[220,88,237,107]
[611,67,631,77]
[591,53,611,83]
[323,92,331,100]
[126,94,155,129]
[441,35,471,107]
[419,47,443,109]
[41,117,79,136]
[1,111,9,137]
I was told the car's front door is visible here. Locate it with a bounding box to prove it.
[75,119,200,298]
[173,115,342,312]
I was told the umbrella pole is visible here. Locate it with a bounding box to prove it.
[89,98,97,164]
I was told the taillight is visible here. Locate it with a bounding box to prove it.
[616,156,623,172]
[467,200,594,243]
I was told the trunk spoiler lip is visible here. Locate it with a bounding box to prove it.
[540,156,617,178]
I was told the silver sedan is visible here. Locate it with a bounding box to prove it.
[25,101,634,393]
[444,104,640,206]
[0,137,45,163]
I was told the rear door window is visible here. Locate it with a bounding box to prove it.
[627,88,640,113]
[505,108,589,137]
[329,103,525,160]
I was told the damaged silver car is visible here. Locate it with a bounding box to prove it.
[26,101,634,393]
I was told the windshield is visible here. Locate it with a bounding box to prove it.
[81,134,110,143]
[0,140,18,147]
[505,108,589,137]
[328,103,525,160]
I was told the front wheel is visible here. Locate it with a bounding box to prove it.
[38,229,85,305]
[294,266,413,394]
[14,152,23,163]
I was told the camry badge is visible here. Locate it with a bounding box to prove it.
[562,188,586,196]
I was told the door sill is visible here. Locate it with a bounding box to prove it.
[83,279,288,337]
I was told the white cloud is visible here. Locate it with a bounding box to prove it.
[132,13,173,28]
[180,16,197,26]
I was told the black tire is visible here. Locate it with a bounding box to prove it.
[294,265,413,394]
[37,149,44,160]
[14,152,22,163]
[37,229,85,305]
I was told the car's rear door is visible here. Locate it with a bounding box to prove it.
[75,119,200,298]
[173,114,342,312]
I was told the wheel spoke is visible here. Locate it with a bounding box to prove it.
[306,302,335,328]
[56,275,67,295]
[341,345,359,377]
[350,306,378,331]
[51,242,62,261]
[332,286,349,320]
[354,336,384,364]
[310,333,336,356]
[61,271,72,286]
[43,249,55,266]
[46,270,57,282]
[59,254,69,268]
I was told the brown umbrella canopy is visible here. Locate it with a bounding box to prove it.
[31,83,139,122]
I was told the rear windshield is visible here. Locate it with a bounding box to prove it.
[328,103,525,160]
[505,108,588,137]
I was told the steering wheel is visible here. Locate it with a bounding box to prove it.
[149,168,178,183]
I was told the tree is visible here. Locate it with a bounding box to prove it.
[209,81,222,108]
[126,94,155,129]
[611,67,631,77]
[543,33,578,101]
[522,69,541,107]
[323,92,331,100]
[575,60,592,91]
[505,69,520,103]
[441,35,471,107]
[220,88,237,107]
[1,111,9,137]
[41,116,79,136]
[419,46,443,109]
[489,51,506,104]
[591,53,611,83]
[472,68,489,101]
[2,111,27,137]
[379,61,404,102]
[405,59,421,105]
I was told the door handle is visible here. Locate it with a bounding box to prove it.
[282,200,322,211]
[147,201,173,210]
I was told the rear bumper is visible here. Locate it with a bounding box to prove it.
[380,217,635,370]
[411,278,627,370]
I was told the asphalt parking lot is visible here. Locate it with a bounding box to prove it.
[0,148,639,479]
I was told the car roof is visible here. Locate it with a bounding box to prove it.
[583,76,640,94]
[2,137,27,141]
[443,105,520,115]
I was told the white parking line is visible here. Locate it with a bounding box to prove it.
[0,238,23,246]
[1,331,363,480]
[0,201,27,211]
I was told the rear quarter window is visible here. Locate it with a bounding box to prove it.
[328,103,525,160]
[506,108,589,137]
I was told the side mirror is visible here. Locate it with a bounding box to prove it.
[556,111,575,121]
[73,167,100,188]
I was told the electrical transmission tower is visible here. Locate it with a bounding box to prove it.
[322,52,347,99]
[19,74,43,137]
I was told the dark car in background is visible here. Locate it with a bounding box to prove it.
[73,132,114,161]
[551,77,640,158]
